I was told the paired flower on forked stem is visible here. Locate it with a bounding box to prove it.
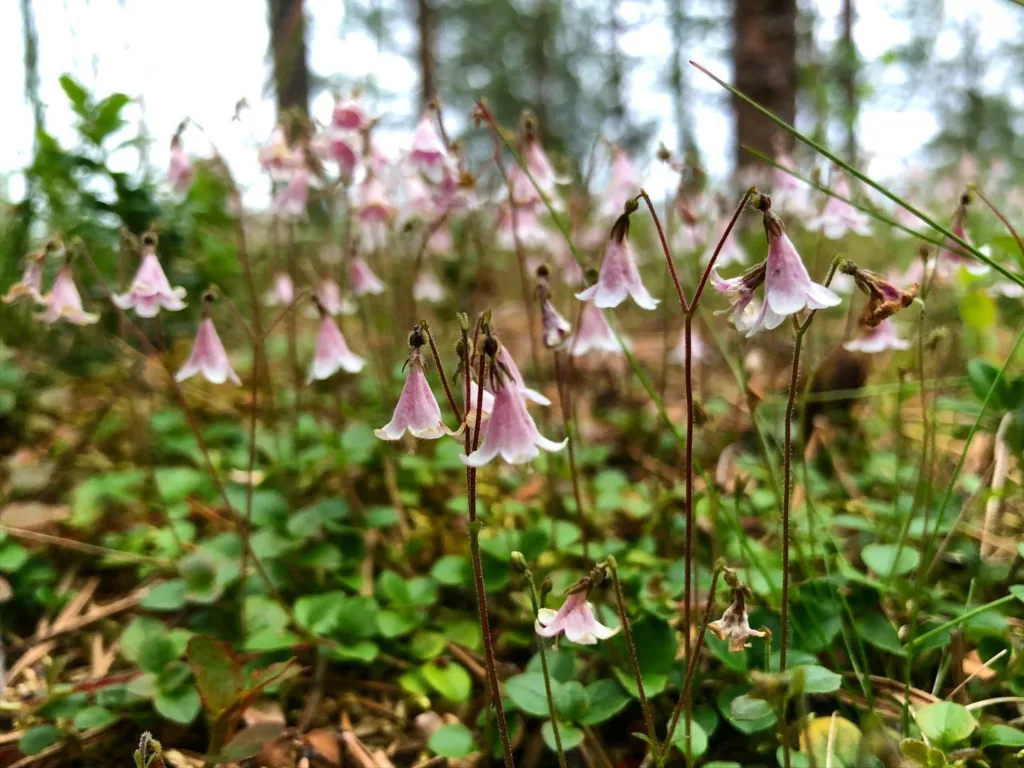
[461,331,566,467]
[307,301,366,383]
[575,205,660,311]
[176,292,241,385]
[113,233,188,317]
[375,326,461,440]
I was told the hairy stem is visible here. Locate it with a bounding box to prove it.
[523,569,568,768]
[554,351,589,566]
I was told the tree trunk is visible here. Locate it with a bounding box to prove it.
[732,0,797,169]
[267,0,310,117]
[414,0,438,111]
[839,0,858,163]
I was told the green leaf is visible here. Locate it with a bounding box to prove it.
[669,719,709,759]
[526,648,576,682]
[325,641,379,664]
[542,721,584,752]
[421,661,472,703]
[861,543,920,577]
[243,629,301,652]
[73,706,117,731]
[796,665,842,694]
[553,680,588,722]
[212,722,287,762]
[294,592,347,636]
[187,635,242,716]
[627,616,676,675]
[857,613,905,657]
[410,630,447,660]
[154,467,206,503]
[431,555,471,586]
[915,701,977,747]
[0,540,29,572]
[730,694,774,722]
[1010,584,1024,603]
[981,724,1024,748]
[154,685,202,724]
[58,75,90,113]
[141,580,188,612]
[243,596,289,635]
[612,667,667,699]
[967,358,1011,409]
[579,679,630,725]
[428,723,476,758]
[960,291,996,332]
[505,673,553,717]
[19,724,63,756]
[138,634,180,674]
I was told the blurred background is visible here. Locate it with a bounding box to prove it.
[2,0,1023,212]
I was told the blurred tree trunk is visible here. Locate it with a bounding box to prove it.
[268,0,310,117]
[668,0,691,154]
[732,0,797,169]
[839,0,859,163]
[414,0,438,111]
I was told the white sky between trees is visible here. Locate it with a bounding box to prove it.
[0,0,1020,209]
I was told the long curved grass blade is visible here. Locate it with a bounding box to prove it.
[743,146,947,249]
[691,61,1024,288]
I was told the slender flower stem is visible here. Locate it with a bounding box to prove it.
[422,322,463,425]
[459,340,515,768]
[971,185,1024,259]
[606,556,656,748]
[520,565,568,768]
[553,351,589,566]
[661,561,724,764]
[638,190,689,313]
[239,333,260,635]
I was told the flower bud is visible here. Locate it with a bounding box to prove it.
[510,551,528,573]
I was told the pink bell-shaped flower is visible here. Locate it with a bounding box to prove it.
[569,301,625,357]
[176,314,241,386]
[536,267,572,349]
[316,277,346,315]
[332,97,366,130]
[497,345,549,406]
[307,315,365,382]
[113,237,188,317]
[273,164,311,220]
[409,112,450,183]
[3,250,46,305]
[744,208,840,337]
[496,204,548,251]
[316,128,361,177]
[710,263,765,333]
[806,174,872,239]
[413,269,445,303]
[264,272,295,307]
[168,136,193,195]
[467,380,496,422]
[461,378,566,467]
[260,126,298,183]
[375,348,456,440]
[535,589,620,645]
[358,176,394,251]
[669,328,707,365]
[600,148,639,217]
[939,197,989,276]
[349,257,385,297]
[39,265,100,326]
[575,215,659,310]
[843,318,911,354]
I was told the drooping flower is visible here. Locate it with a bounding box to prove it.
[569,301,625,357]
[176,311,240,386]
[939,196,990,276]
[461,377,566,466]
[317,127,361,177]
[316,277,353,315]
[535,268,572,350]
[507,131,567,208]
[839,260,918,327]
[806,174,872,239]
[168,136,193,195]
[409,111,450,183]
[669,328,706,365]
[332,96,366,131]
[2,250,46,305]
[260,126,298,182]
[376,347,456,440]
[272,163,311,220]
[497,344,550,406]
[39,265,100,326]
[264,272,295,307]
[710,262,766,333]
[112,236,188,317]
[575,214,659,310]
[496,204,548,251]
[744,205,841,337]
[843,318,911,354]
[600,147,639,217]
[708,593,767,653]
[413,269,445,303]
[358,175,394,250]
[535,589,619,645]
[307,315,365,382]
[989,280,1024,299]
[349,257,385,297]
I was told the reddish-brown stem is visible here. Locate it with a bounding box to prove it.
[639,190,689,313]
[239,334,259,635]
[973,186,1024,260]
[423,323,463,425]
[607,558,657,748]
[780,324,804,672]
[690,187,757,308]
